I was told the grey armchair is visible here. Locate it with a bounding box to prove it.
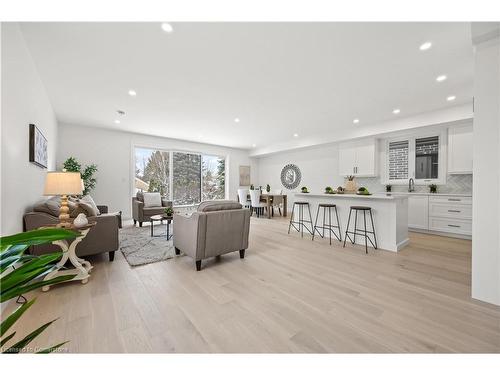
[173,200,251,271]
[132,192,172,227]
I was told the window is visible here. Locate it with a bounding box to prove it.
[388,140,409,181]
[173,152,201,205]
[202,155,225,200]
[415,136,439,179]
[134,147,170,196]
[385,132,445,184]
[134,147,226,206]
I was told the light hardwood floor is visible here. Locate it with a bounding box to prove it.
[6,216,500,353]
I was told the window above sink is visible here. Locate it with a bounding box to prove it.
[383,129,447,185]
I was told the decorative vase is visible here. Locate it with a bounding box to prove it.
[345,180,357,193]
[73,213,88,228]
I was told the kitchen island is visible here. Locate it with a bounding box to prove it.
[294,193,409,252]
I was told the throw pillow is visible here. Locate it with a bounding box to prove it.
[33,196,61,216]
[143,192,162,208]
[80,195,100,215]
[136,191,144,202]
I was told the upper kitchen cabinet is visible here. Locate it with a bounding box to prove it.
[338,138,378,177]
[448,124,473,174]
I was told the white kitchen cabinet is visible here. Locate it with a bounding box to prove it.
[448,124,473,174]
[338,139,377,177]
[408,195,429,230]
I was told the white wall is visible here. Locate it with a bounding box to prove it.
[57,123,258,219]
[1,23,58,235]
[471,24,500,306]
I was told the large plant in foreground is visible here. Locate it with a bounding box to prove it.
[1,228,79,353]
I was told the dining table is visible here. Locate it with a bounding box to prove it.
[239,192,288,219]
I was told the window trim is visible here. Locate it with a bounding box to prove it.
[131,144,227,207]
[383,129,447,185]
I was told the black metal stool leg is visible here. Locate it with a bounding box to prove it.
[307,203,314,234]
[312,205,321,241]
[353,209,358,245]
[369,209,378,249]
[288,203,295,234]
[343,208,352,248]
[363,210,368,254]
[328,207,332,245]
[335,206,342,242]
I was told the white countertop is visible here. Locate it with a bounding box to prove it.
[294,192,407,200]
[388,192,472,197]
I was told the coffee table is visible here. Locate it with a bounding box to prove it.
[150,214,173,240]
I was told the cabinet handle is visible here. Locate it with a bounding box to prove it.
[448,224,461,228]
[448,198,461,201]
[448,210,461,213]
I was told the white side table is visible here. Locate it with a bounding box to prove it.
[42,222,96,291]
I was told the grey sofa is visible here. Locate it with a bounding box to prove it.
[23,204,121,261]
[132,192,173,227]
[173,200,251,271]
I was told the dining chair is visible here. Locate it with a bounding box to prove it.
[249,189,266,217]
[271,189,283,216]
[237,188,251,208]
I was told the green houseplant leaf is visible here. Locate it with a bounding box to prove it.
[1,227,80,353]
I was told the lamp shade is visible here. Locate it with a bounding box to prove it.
[44,171,83,196]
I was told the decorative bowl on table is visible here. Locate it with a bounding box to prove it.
[336,186,345,194]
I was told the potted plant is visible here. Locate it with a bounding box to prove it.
[345,175,357,193]
[429,184,438,193]
[164,207,174,217]
[301,186,309,193]
[266,184,271,193]
[1,228,80,353]
[386,184,392,192]
[325,186,334,194]
[63,156,98,196]
[357,187,371,195]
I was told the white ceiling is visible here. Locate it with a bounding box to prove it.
[19,22,473,154]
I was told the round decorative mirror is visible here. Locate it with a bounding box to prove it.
[280,164,301,190]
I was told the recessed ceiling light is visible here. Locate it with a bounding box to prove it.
[419,41,432,51]
[161,23,173,33]
[436,75,447,82]
[117,110,125,116]
[392,109,401,114]
[252,144,256,148]
[293,133,299,138]
[234,118,240,123]
[114,120,120,124]
[447,95,456,101]
[353,118,360,124]
[128,89,137,96]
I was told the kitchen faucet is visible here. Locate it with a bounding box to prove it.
[408,178,415,192]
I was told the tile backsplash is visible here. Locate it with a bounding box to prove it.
[356,174,473,194]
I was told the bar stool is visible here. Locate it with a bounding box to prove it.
[312,203,342,245]
[343,206,378,254]
[288,201,314,237]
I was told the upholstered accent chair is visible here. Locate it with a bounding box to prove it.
[132,191,173,227]
[173,200,251,271]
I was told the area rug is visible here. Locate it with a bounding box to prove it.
[119,224,181,266]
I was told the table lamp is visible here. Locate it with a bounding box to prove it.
[44,171,83,227]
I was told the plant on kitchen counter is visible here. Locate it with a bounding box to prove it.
[429,184,437,193]
[301,186,309,193]
[357,187,371,195]
[266,184,270,193]
[386,184,392,192]
[325,186,334,194]
[347,175,355,181]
